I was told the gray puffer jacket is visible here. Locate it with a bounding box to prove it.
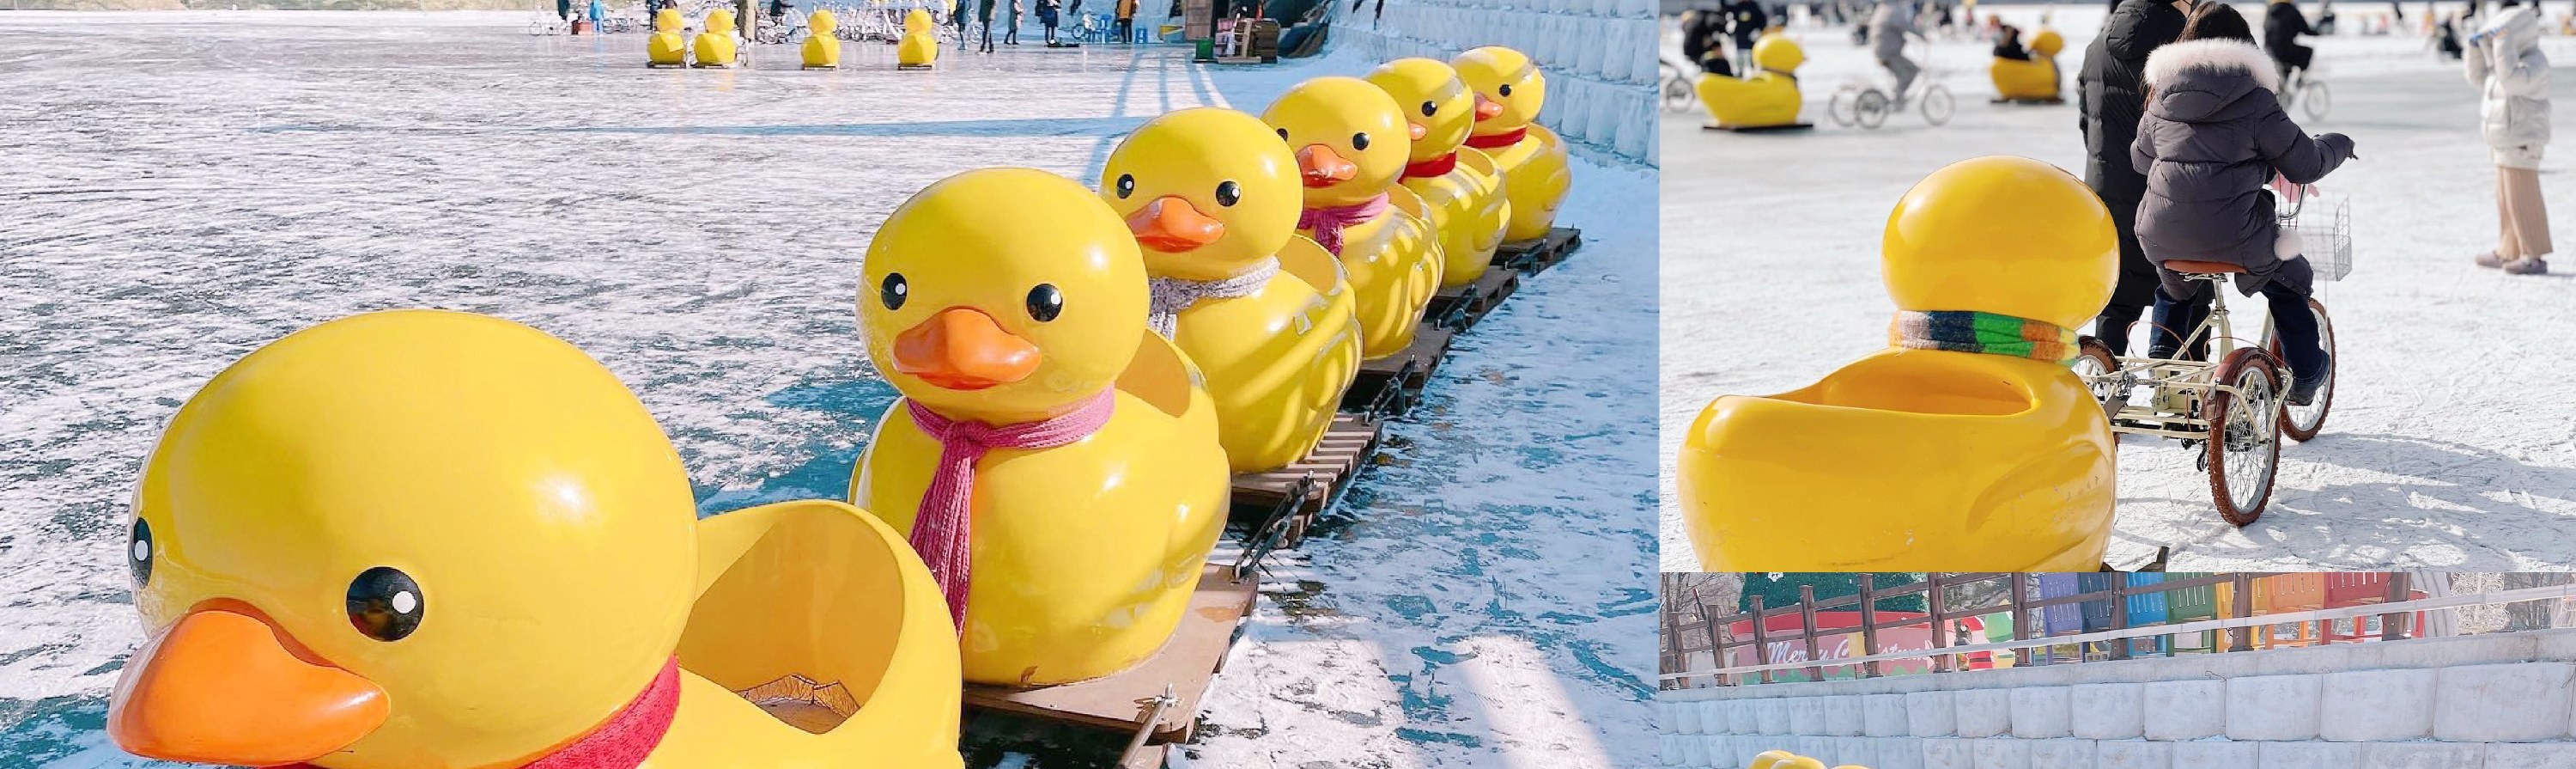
[2131,38,2355,293]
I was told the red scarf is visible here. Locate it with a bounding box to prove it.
[281,658,682,769]
[904,391,1116,632]
[1296,193,1391,256]
[1401,152,1459,180]
[1462,127,1528,150]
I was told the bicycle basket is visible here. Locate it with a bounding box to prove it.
[2290,192,2354,281]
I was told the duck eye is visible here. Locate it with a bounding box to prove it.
[1275,128,1289,141]
[879,272,908,311]
[1115,174,1135,199]
[1498,84,1513,97]
[128,518,153,587]
[347,566,424,642]
[1352,132,1371,150]
[1214,180,1242,207]
[1419,101,1437,117]
[1025,284,1063,322]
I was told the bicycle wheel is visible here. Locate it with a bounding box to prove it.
[1920,83,1954,125]
[1828,89,1856,127]
[2205,347,2282,527]
[2265,298,2336,442]
[2298,81,2329,121]
[2072,336,2124,420]
[1662,65,1696,113]
[1853,88,1891,130]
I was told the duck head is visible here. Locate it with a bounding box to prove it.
[810,9,837,35]
[1363,58,1475,162]
[1883,156,2116,331]
[1452,46,1546,136]
[109,310,698,769]
[705,7,735,32]
[1098,107,1302,281]
[1752,33,1806,72]
[905,8,933,34]
[653,7,683,33]
[864,168,1148,424]
[1260,76,1412,208]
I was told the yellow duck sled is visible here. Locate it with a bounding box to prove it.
[1675,156,2119,571]
[1455,46,1572,242]
[647,8,690,67]
[1369,58,1509,288]
[1990,28,2066,102]
[802,9,841,69]
[1701,33,1807,129]
[1262,76,1445,360]
[694,9,739,68]
[898,9,939,68]
[1100,107,1364,473]
[853,168,1230,686]
[106,309,963,769]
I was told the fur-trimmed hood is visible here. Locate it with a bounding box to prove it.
[2482,3,2542,52]
[2142,38,2281,123]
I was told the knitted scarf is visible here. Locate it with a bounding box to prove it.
[1889,310,2077,362]
[1401,152,1460,180]
[277,657,682,769]
[1462,126,1528,150]
[904,390,1116,632]
[1297,194,1391,256]
[1146,258,1279,338]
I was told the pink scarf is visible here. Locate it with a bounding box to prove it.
[279,658,681,769]
[903,390,1116,632]
[1297,193,1391,256]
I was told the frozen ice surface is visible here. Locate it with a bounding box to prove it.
[1661,4,2576,571]
[0,13,1656,767]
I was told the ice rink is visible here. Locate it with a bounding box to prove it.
[1662,3,2576,571]
[0,14,1657,767]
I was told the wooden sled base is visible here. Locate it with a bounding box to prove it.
[897,64,934,70]
[1230,414,1385,547]
[646,62,689,68]
[1345,325,1453,418]
[1425,268,1520,332]
[961,564,1258,760]
[1495,227,1583,274]
[1992,96,2065,105]
[1704,122,1814,131]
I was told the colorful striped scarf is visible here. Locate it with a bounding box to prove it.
[1889,310,2077,362]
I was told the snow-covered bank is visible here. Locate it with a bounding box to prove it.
[1661,8,2576,571]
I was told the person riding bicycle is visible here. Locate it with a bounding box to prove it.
[2132,2,2357,405]
[2263,0,2319,86]
[1869,0,1928,103]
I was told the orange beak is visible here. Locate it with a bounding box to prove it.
[108,605,389,766]
[1473,95,1505,121]
[891,307,1042,390]
[1124,195,1226,253]
[1407,121,1429,141]
[1296,144,1359,188]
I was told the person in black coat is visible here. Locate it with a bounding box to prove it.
[2077,0,2193,357]
[1727,0,1771,68]
[2264,0,2318,85]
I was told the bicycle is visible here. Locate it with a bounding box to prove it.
[1826,39,1953,129]
[2069,183,2349,526]
[1662,57,1700,113]
[2278,65,2330,121]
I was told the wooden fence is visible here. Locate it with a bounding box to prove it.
[1660,573,2417,689]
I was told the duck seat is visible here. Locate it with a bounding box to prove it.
[676,500,961,756]
[1680,348,2117,571]
[1700,33,1807,128]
